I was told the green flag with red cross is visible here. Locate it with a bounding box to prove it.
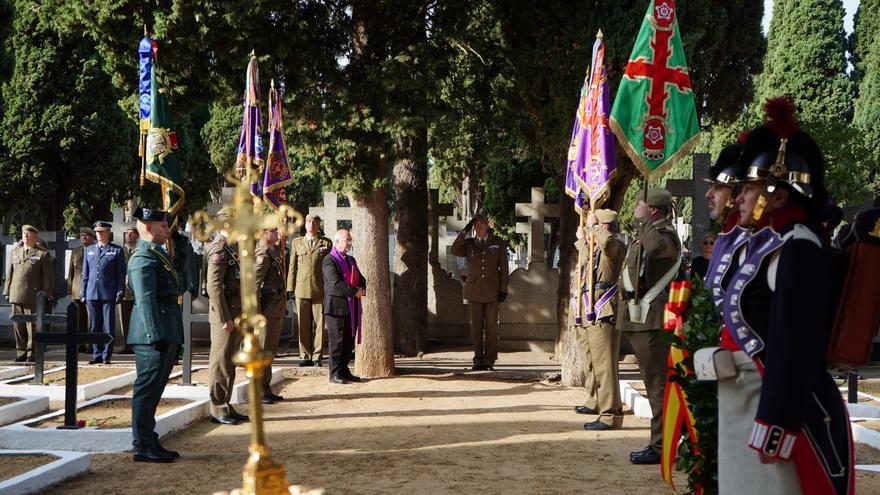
[610,0,700,180]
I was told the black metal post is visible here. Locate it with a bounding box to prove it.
[848,371,858,404]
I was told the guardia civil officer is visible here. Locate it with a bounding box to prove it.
[205,207,248,425]
[450,214,509,370]
[4,225,54,362]
[716,98,853,495]
[127,208,182,463]
[81,221,126,364]
[255,227,286,403]
[571,209,626,430]
[617,188,682,464]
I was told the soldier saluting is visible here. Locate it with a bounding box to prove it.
[255,227,286,404]
[127,208,182,463]
[4,225,54,362]
[451,214,509,371]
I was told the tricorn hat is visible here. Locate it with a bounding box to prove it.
[133,207,168,222]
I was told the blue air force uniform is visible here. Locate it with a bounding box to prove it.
[81,223,126,362]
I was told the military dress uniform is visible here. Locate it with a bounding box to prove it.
[617,188,682,462]
[3,226,55,361]
[255,241,286,401]
[127,221,183,461]
[571,210,626,429]
[205,234,246,423]
[287,234,332,365]
[66,229,93,338]
[715,101,853,495]
[450,227,509,369]
[81,222,126,363]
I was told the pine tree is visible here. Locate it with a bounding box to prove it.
[853,0,880,198]
[753,0,853,122]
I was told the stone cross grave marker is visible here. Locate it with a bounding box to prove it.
[428,189,455,264]
[665,153,710,254]
[515,187,560,265]
[307,192,352,233]
[11,293,111,429]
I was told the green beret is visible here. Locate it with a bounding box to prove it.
[594,209,618,224]
[79,227,96,237]
[646,188,672,207]
[21,225,38,234]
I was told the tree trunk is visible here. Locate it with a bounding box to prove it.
[556,192,584,386]
[393,129,429,355]
[351,187,395,377]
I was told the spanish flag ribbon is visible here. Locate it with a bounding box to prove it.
[661,280,701,494]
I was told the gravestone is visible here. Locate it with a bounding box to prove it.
[665,153,711,253]
[11,293,111,429]
[426,190,469,343]
[307,192,352,233]
[500,188,560,351]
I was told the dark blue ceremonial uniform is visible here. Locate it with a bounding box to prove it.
[81,242,126,361]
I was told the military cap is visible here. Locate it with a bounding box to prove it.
[21,224,38,233]
[594,209,618,224]
[645,188,672,207]
[133,207,168,222]
[305,213,322,222]
[124,225,137,233]
[93,221,112,232]
[216,207,235,219]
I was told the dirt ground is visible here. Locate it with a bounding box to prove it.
[43,352,880,495]
[0,453,56,481]
[34,399,191,429]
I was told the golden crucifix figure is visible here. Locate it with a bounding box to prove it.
[190,176,303,495]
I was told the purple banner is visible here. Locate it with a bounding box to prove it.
[564,33,616,212]
[263,82,294,209]
[234,54,265,198]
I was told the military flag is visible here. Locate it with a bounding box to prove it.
[263,80,294,209]
[610,0,700,180]
[564,31,616,213]
[137,37,154,186]
[235,52,265,198]
[140,37,185,218]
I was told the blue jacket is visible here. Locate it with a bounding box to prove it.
[81,242,126,301]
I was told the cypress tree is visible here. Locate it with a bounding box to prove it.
[853,1,880,197]
[753,0,853,122]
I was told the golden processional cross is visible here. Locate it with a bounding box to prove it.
[190,176,304,495]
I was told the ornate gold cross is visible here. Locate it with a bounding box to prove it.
[190,175,303,495]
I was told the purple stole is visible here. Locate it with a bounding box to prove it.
[721,227,788,360]
[329,247,363,344]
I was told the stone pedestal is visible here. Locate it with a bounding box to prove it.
[499,261,559,352]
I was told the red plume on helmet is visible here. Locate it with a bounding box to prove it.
[763,97,800,139]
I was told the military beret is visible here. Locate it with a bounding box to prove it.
[133,207,168,222]
[216,207,235,219]
[594,209,618,224]
[79,227,96,237]
[93,221,112,232]
[21,224,38,234]
[646,188,673,207]
[306,213,322,222]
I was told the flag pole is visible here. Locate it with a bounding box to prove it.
[633,178,648,304]
[587,203,596,321]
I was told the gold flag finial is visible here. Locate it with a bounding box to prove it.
[597,29,604,39]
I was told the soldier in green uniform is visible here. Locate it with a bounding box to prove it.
[617,188,682,464]
[571,209,626,430]
[255,226,286,404]
[451,214,509,371]
[67,227,95,339]
[117,226,139,354]
[205,207,248,425]
[286,214,332,367]
[4,225,55,362]
[127,208,182,463]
